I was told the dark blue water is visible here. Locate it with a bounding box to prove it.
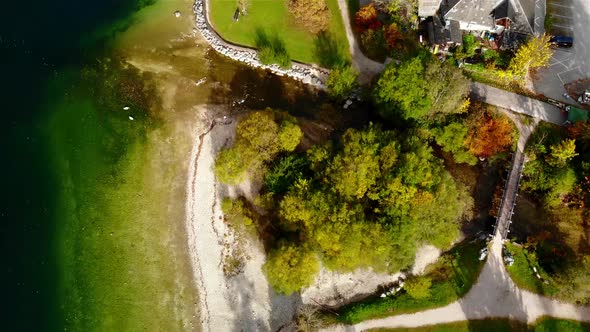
[1,1,152,330]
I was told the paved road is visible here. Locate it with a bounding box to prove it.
[335,0,385,84]
[471,82,566,124]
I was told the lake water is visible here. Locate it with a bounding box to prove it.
[1,0,337,328]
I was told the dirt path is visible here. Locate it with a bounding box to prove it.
[335,0,385,84]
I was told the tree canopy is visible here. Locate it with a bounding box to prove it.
[214,110,303,184]
[261,124,472,292]
[374,58,469,120]
[509,33,553,80]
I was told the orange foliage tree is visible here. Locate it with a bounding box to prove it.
[466,111,513,158]
[355,3,382,31]
[384,23,403,49]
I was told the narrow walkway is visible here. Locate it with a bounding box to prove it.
[335,0,385,84]
[470,82,567,125]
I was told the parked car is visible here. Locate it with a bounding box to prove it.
[550,36,573,48]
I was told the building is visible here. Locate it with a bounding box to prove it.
[420,0,536,47]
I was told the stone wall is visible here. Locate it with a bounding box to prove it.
[193,0,329,90]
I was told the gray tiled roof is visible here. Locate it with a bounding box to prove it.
[444,0,500,29]
[419,0,443,17]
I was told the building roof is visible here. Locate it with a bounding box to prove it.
[427,17,462,45]
[443,0,500,30]
[507,0,535,34]
[436,0,535,34]
[419,0,444,17]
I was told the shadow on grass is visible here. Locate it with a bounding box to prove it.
[313,31,348,69]
[254,27,291,68]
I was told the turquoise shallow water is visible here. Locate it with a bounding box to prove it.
[1,1,154,330]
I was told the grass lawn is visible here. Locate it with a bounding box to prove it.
[371,317,590,332]
[208,0,350,66]
[333,239,487,324]
[505,243,559,297]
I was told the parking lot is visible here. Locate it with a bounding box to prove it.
[533,0,590,102]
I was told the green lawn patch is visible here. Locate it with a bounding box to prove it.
[335,239,487,324]
[505,243,559,297]
[371,317,590,332]
[208,0,350,67]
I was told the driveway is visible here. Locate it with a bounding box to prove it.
[533,0,590,102]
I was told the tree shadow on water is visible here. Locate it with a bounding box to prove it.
[313,31,348,69]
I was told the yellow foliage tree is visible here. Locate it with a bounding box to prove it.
[508,33,553,80]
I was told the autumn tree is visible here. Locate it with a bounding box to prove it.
[466,111,514,158]
[384,23,403,49]
[508,33,553,80]
[355,3,381,31]
[263,242,319,295]
[288,0,331,34]
[326,65,359,100]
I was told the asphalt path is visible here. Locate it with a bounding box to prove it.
[471,82,566,125]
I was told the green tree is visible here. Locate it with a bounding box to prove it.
[509,33,553,80]
[404,276,432,299]
[326,126,387,199]
[546,139,578,168]
[424,61,470,117]
[214,147,250,185]
[433,122,478,165]
[263,242,319,295]
[374,58,431,119]
[214,110,304,185]
[278,121,303,152]
[326,66,358,100]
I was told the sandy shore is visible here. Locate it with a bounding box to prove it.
[184,113,299,331]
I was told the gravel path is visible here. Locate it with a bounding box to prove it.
[335,0,385,84]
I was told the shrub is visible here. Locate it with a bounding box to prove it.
[326,65,358,100]
[263,242,319,295]
[405,276,432,299]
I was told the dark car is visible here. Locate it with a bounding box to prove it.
[550,36,573,48]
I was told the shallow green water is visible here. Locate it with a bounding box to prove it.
[1,0,190,330]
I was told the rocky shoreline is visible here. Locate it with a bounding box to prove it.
[192,0,329,89]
